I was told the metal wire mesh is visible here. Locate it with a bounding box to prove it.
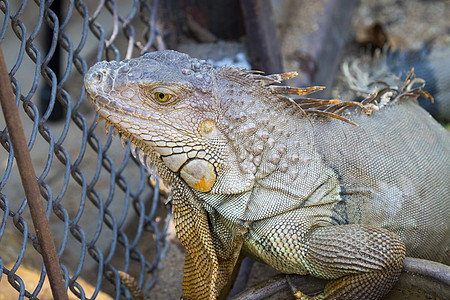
[0,0,171,298]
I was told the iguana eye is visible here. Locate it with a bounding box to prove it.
[154,92,172,102]
[140,86,177,105]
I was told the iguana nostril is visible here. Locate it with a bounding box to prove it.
[91,71,103,84]
[84,69,106,95]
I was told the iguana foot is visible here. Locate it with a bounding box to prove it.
[286,275,313,300]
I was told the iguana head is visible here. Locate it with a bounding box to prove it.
[85,50,228,193]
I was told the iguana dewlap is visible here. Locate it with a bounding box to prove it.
[84,50,450,300]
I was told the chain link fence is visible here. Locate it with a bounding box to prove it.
[0,0,172,298]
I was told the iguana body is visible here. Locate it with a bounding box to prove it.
[84,50,450,299]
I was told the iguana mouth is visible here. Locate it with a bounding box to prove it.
[87,91,162,175]
[90,95,219,194]
[86,90,173,188]
[102,118,161,181]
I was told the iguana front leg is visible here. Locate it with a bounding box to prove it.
[173,194,244,300]
[293,225,405,299]
[247,214,406,300]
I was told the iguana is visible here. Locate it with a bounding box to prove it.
[84,50,450,300]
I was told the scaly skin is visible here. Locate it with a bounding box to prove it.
[84,50,449,299]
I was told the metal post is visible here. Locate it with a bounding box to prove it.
[0,47,68,300]
[240,0,283,74]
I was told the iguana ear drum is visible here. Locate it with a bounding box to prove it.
[180,158,216,192]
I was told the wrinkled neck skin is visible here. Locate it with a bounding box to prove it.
[190,69,341,225]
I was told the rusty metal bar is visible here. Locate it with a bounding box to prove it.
[400,257,450,299]
[0,47,68,300]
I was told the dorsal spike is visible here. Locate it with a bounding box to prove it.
[264,72,299,82]
[250,71,299,86]
[270,85,326,95]
[305,110,359,126]
[294,98,369,114]
[361,90,378,105]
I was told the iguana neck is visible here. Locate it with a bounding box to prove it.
[215,68,318,184]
